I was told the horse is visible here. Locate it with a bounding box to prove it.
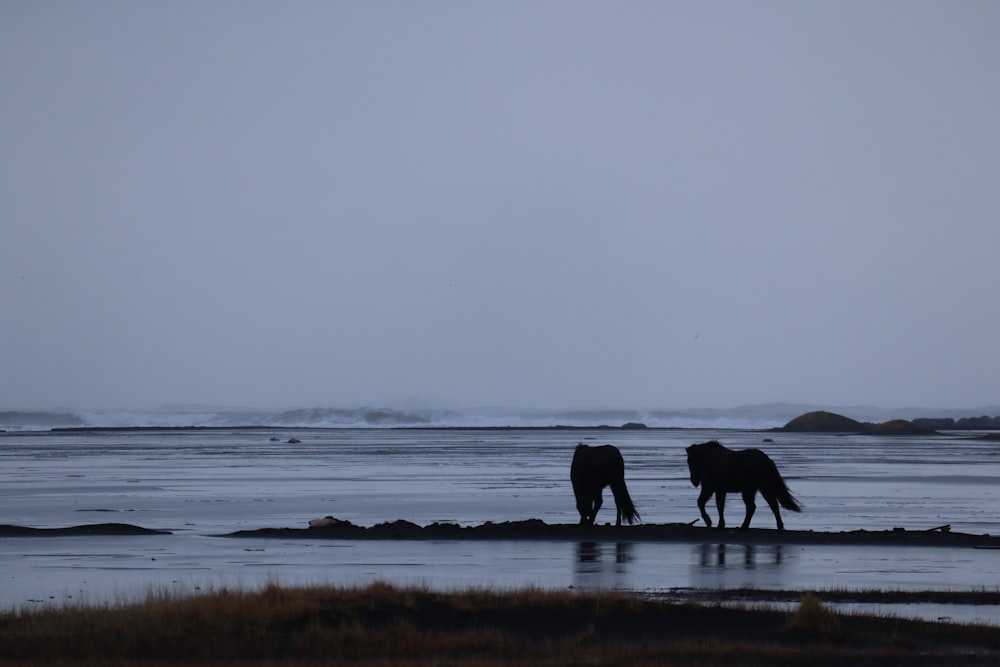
[685,440,800,532]
[571,443,640,526]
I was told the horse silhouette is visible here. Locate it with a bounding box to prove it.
[686,440,800,532]
[571,443,640,526]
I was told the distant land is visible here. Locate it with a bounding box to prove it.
[779,410,1000,435]
[1,403,999,432]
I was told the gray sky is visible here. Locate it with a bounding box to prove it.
[2,2,998,412]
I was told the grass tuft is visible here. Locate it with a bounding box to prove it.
[786,591,842,640]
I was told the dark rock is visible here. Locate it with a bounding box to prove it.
[914,415,1000,430]
[621,422,648,429]
[308,516,356,529]
[781,411,868,433]
[956,415,1000,429]
[869,419,938,436]
[286,437,301,444]
[912,417,956,430]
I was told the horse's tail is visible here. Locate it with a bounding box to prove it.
[772,472,802,513]
[610,479,640,525]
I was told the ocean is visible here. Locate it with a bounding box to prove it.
[3,418,1000,622]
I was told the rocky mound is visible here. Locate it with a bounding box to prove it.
[781,411,940,435]
[780,411,868,432]
[868,419,939,436]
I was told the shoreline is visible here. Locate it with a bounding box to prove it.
[39,424,702,432]
[3,423,995,437]
[4,519,997,548]
[224,519,1000,547]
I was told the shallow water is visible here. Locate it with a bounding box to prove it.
[2,427,999,622]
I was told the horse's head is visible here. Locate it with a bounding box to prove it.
[685,444,701,487]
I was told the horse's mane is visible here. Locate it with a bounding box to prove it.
[690,440,724,451]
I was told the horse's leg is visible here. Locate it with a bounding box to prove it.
[715,492,727,529]
[576,494,592,525]
[763,491,785,532]
[740,490,756,530]
[591,489,604,525]
[697,488,714,528]
[574,486,592,525]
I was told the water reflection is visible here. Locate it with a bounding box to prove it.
[691,543,789,590]
[573,541,633,589]
[697,543,784,568]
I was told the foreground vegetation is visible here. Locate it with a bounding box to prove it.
[2,583,998,666]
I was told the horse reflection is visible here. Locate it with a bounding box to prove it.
[698,543,784,568]
[573,542,633,589]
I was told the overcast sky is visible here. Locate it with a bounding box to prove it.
[2,2,998,412]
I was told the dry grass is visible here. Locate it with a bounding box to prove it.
[1,582,998,666]
[786,592,842,640]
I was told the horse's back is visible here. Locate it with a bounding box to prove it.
[737,447,771,463]
[571,444,624,484]
[702,446,776,492]
[739,448,780,471]
[573,444,623,464]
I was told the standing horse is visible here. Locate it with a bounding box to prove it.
[686,440,800,532]
[571,443,640,526]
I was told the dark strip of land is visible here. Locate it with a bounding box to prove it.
[3,519,996,547]
[223,518,1000,548]
[0,523,171,536]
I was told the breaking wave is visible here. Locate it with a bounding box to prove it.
[0,406,794,431]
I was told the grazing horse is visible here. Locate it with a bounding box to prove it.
[571,443,640,526]
[686,440,800,532]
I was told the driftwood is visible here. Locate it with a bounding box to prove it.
[923,524,951,533]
